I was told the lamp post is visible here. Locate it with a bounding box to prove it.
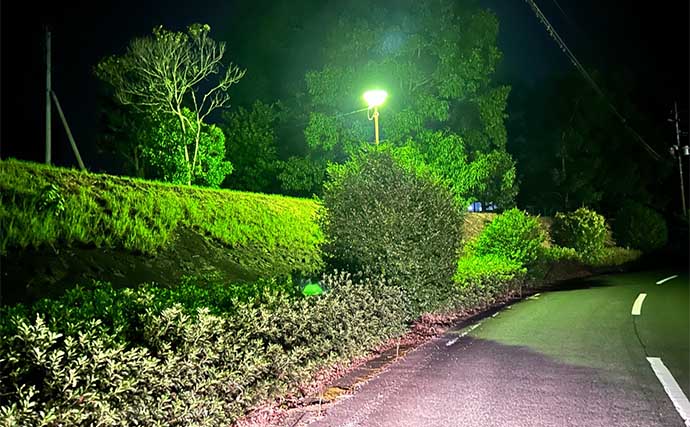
[363,90,388,145]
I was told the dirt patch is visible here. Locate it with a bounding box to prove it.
[0,228,256,306]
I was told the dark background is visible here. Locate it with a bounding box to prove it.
[1,0,688,172]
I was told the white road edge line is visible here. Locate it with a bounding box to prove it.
[446,323,481,347]
[631,293,647,316]
[646,357,690,426]
[656,274,679,285]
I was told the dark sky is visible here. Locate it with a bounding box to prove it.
[1,0,688,172]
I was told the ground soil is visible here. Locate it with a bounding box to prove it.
[0,227,256,306]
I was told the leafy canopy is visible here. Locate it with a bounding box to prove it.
[96,24,245,186]
[297,0,517,207]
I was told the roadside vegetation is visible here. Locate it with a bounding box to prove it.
[0,0,671,423]
[0,159,323,278]
[0,152,649,425]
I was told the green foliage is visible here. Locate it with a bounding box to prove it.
[95,23,245,186]
[0,272,406,425]
[36,184,65,217]
[613,201,668,252]
[277,156,326,196]
[589,246,642,267]
[389,132,518,209]
[540,245,581,263]
[295,0,517,208]
[508,71,672,214]
[321,149,464,314]
[138,108,233,188]
[0,159,323,278]
[467,208,546,267]
[551,207,608,262]
[0,279,300,343]
[454,254,526,307]
[221,101,282,193]
[541,244,641,267]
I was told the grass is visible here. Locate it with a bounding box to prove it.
[0,159,324,277]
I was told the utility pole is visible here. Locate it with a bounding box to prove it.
[669,101,689,216]
[44,28,86,171]
[45,28,52,165]
[51,91,85,171]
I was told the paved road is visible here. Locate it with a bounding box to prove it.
[299,270,689,427]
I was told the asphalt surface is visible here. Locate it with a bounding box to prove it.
[298,270,689,427]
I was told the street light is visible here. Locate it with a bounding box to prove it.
[363,89,387,145]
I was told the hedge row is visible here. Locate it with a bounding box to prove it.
[0,272,406,426]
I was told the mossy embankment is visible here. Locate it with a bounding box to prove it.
[0,159,323,304]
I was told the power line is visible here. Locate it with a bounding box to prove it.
[277,106,370,130]
[550,0,579,32]
[524,0,663,161]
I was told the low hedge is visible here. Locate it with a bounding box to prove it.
[466,208,546,267]
[0,272,406,426]
[541,245,640,267]
[551,207,608,262]
[454,254,526,308]
[613,201,668,252]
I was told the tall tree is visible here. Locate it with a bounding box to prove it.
[95,23,245,185]
[220,101,282,193]
[290,0,517,207]
[507,70,671,215]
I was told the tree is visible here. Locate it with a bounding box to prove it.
[95,23,245,185]
[507,70,671,215]
[95,92,149,178]
[137,108,232,188]
[220,101,282,193]
[295,0,517,207]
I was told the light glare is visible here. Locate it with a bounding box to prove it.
[363,90,388,107]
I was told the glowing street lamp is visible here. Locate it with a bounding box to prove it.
[363,89,387,145]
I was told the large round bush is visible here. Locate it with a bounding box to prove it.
[613,201,668,252]
[321,150,464,314]
[551,207,608,261]
[468,208,546,267]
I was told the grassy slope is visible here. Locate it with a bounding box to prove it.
[0,159,324,278]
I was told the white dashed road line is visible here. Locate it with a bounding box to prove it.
[656,275,679,285]
[646,357,690,426]
[631,293,647,316]
[446,323,482,347]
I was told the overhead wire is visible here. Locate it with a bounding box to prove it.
[550,0,580,32]
[524,0,663,161]
[276,106,370,130]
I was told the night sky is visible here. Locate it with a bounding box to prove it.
[1,0,688,172]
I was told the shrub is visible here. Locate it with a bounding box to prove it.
[541,244,641,267]
[613,201,668,252]
[466,208,545,267]
[540,245,581,263]
[0,278,301,344]
[0,272,407,425]
[454,254,526,308]
[588,246,642,267]
[321,150,464,314]
[551,207,608,262]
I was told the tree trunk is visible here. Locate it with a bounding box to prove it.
[175,111,191,185]
[190,119,202,183]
